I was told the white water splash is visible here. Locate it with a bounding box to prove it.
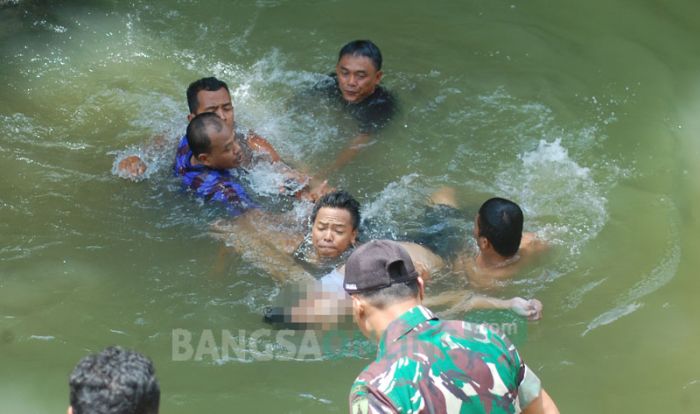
[496,139,607,255]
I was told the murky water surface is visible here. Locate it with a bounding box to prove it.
[2,0,700,412]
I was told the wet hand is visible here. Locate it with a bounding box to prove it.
[298,179,333,203]
[510,297,543,320]
[117,155,147,179]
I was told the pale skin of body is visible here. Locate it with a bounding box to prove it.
[210,204,543,320]
[430,187,549,290]
[352,281,559,414]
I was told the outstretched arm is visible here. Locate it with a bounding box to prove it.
[318,132,372,177]
[247,131,332,203]
[115,134,171,180]
[210,210,313,283]
[426,290,543,320]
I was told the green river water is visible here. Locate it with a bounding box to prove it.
[1,0,700,412]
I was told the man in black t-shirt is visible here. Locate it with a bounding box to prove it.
[313,40,396,174]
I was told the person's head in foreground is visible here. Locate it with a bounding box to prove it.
[343,240,559,414]
[186,76,234,129]
[336,40,383,104]
[68,346,159,414]
[475,197,524,259]
[186,112,242,170]
[309,190,361,259]
[343,240,424,340]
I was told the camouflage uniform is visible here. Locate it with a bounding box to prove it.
[349,305,541,413]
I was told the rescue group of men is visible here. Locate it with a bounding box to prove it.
[68,40,559,413]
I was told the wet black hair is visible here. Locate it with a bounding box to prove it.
[186,77,230,114]
[69,346,160,414]
[477,197,523,257]
[338,40,383,71]
[310,190,361,230]
[186,112,224,157]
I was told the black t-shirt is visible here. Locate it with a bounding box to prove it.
[313,74,396,133]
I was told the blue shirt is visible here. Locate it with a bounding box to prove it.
[173,136,258,216]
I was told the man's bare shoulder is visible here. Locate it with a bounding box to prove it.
[246,131,281,162]
[396,242,445,281]
[520,232,549,256]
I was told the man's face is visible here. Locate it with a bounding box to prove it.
[312,207,358,258]
[202,122,242,170]
[190,88,235,130]
[335,54,383,104]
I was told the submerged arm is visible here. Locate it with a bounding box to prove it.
[248,131,332,202]
[319,132,372,177]
[210,210,313,283]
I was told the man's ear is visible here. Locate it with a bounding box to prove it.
[187,113,196,122]
[478,236,490,252]
[374,70,383,84]
[195,152,211,166]
[350,229,358,246]
[351,295,367,321]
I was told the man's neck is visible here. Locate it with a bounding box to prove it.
[368,299,420,342]
[475,250,520,270]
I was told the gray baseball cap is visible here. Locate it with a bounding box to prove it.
[343,240,418,293]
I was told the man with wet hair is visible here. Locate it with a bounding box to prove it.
[177,112,326,215]
[220,190,542,325]
[68,346,159,414]
[176,112,257,216]
[462,197,548,288]
[117,76,281,178]
[312,40,396,174]
[344,240,560,414]
[431,187,548,288]
[477,197,524,257]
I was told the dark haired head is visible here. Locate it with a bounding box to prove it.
[477,197,523,257]
[186,77,230,113]
[69,346,160,414]
[311,190,361,230]
[186,112,224,157]
[338,40,383,71]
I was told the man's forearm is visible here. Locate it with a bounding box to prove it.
[522,389,559,414]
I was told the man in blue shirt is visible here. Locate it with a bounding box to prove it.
[175,112,258,216]
[119,77,328,207]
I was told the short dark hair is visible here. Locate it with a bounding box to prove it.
[338,40,383,71]
[310,190,361,230]
[357,280,420,308]
[477,197,523,257]
[69,346,160,414]
[186,112,224,157]
[186,77,230,114]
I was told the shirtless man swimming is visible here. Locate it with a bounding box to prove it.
[449,195,548,289]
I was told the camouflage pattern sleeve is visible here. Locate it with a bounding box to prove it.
[490,327,542,410]
[349,379,398,414]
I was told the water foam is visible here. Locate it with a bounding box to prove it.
[495,139,607,255]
